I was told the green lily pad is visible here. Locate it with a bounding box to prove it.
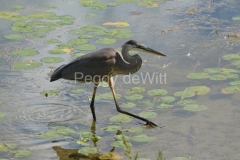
[12,5,26,10]
[0,143,9,151]
[78,147,98,156]
[222,54,240,60]
[123,126,143,133]
[111,141,132,149]
[221,68,239,74]
[27,33,46,38]
[80,1,108,10]
[127,87,145,94]
[171,157,189,160]
[56,20,73,25]
[86,13,98,18]
[4,34,24,40]
[221,86,240,94]
[209,75,227,80]
[187,72,209,79]
[13,149,31,157]
[101,125,122,131]
[122,102,136,108]
[110,113,133,123]
[204,68,222,73]
[44,4,57,9]
[96,38,116,44]
[48,49,65,54]
[232,16,240,20]
[147,89,167,96]
[37,130,59,138]
[106,29,133,39]
[70,88,85,93]
[68,29,86,35]
[157,103,173,109]
[79,34,94,39]
[126,94,143,101]
[56,127,76,136]
[140,99,153,107]
[74,44,96,51]
[81,25,107,32]
[226,74,239,79]
[26,12,56,19]
[116,0,138,2]
[58,15,74,21]
[177,99,197,106]
[139,111,157,118]
[0,112,6,119]
[41,57,63,64]
[0,11,20,19]
[41,90,60,96]
[183,104,207,111]
[72,53,84,59]
[12,24,34,32]
[161,96,176,103]
[230,81,240,86]
[11,49,38,56]
[28,21,45,26]
[174,90,195,98]
[68,38,88,46]
[108,2,119,6]
[232,60,240,65]
[9,15,29,22]
[131,135,156,142]
[0,101,2,105]
[188,86,210,95]
[44,39,61,44]
[114,135,130,141]
[13,60,42,70]
[36,27,55,32]
[138,1,158,7]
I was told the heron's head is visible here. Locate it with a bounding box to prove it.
[123,40,166,56]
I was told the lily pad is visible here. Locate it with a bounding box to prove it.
[86,13,98,18]
[4,34,24,40]
[12,24,34,32]
[13,60,42,70]
[68,38,88,46]
[222,54,240,60]
[138,1,158,7]
[78,147,98,156]
[28,21,45,26]
[232,60,240,65]
[70,88,85,94]
[171,157,189,160]
[147,89,167,96]
[68,29,85,35]
[125,94,143,101]
[13,149,31,157]
[111,141,132,149]
[26,12,56,19]
[0,112,6,119]
[11,49,38,56]
[81,25,107,32]
[221,86,240,94]
[174,90,195,98]
[230,81,240,86]
[116,0,138,2]
[27,33,46,38]
[183,104,207,111]
[102,125,122,131]
[44,39,61,44]
[140,99,153,107]
[110,113,133,123]
[188,86,210,95]
[232,16,240,21]
[123,126,143,133]
[226,74,239,79]
[127,87,145,94]
[0,101,2,105]
[187,73,209,79]
[37,130,59,138]
[48,49,65,54]
[41,57,63,64]
[122,102,136,108]
[209,75,227,80]
[56,20,73,25]
[103,22,130,27]
[204,68,221,73]
[74,44,96,51]
[72,53,84,59]
[41,90,60,96]
[58,15,74,21]
[161,96,176,103]
[157,103,173,109]
[44,4,57,9]
[12,5,26,10]
[36,27,55,33]
[96,38,116,44]
[131,135,156,142]
[0,11,20,19]
[177,99,197,106]
[139,111,157,118]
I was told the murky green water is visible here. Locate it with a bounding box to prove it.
[1,0,240,159]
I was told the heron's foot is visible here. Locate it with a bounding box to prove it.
[145,120,158,128]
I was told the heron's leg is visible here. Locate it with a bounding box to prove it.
[90,82,99,121]
[108,77,157,127]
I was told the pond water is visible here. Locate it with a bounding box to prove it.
[1,0,240,160]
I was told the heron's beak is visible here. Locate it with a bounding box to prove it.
[137,45,166,56]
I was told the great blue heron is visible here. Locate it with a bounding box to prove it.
[50,40,166,127]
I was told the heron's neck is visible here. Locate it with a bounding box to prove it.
[121,47,135,63]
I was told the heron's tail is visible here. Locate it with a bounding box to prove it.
[50,65,66,82]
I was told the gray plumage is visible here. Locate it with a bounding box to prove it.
[50,40,166,127]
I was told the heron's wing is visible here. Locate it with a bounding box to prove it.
[61,48,117,81]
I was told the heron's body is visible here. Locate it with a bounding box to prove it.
[50,40,165,127]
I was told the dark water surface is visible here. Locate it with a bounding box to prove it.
[1,0,240,159]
